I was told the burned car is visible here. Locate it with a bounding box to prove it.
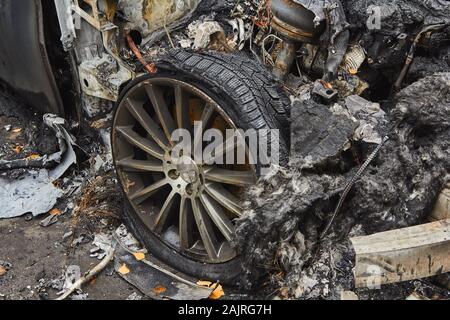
[0,0,449,299]
[0,0,291,285]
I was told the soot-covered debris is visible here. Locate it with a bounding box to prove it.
[235,73,450,299]
[341,0,450,97]
[71,173,123,235]
[0,85,131,299]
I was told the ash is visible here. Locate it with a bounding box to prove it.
[235,73,450,299]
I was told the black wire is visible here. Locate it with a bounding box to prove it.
[320,136,390,239]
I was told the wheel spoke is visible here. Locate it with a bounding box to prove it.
[204,182,243,217]
[179,196,194,250]
[145,84,177,145]
[191,198,220,261]
[129,178,168,204]
[153,190,177,234]
[201,103,215,125]
[116,126,165,160]
[193,104,215,152]
[124,98,169,150]
[204,167,255,186]
[118,158,164,173]
[200,193,235,242]
[175,85,191,130]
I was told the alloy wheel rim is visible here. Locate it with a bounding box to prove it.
[112,78,257,263]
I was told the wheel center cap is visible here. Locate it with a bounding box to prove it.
[176,156,199,184]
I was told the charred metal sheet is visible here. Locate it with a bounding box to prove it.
[0,0,64,115]
[118,0,200,40]
[64,0,134,104]
[312,80,338,102]
[0,114,77,219]
[54,0,77,51]
[78,54,133,101]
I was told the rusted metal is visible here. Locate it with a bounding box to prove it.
[72,0,101,30]
[103,0,118,21]
[393,23,447,93]
[273,40,298,80]
[118,0,200,43]
[126,34,157,74]
[269,0,326,79]
[269,0,324,43]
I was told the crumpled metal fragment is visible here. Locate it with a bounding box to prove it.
[0,114,77,219]
[187,20,225,50]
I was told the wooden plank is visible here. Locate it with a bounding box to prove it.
[351,219,450,288]
[430,186,450,221]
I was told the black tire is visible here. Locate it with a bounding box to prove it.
[115,50,290,285]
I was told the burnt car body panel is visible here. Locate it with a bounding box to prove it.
[0,0,64,115]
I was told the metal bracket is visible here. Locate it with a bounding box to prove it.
[54,0,77,51]
[312,80,338,103]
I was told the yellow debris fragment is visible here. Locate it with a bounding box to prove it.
[118,263,130,275]
[133,252,146,261]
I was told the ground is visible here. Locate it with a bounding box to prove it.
[0,86,144,300]
[0,216,138,300]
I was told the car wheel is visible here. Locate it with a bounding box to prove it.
[112,50,290,285]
